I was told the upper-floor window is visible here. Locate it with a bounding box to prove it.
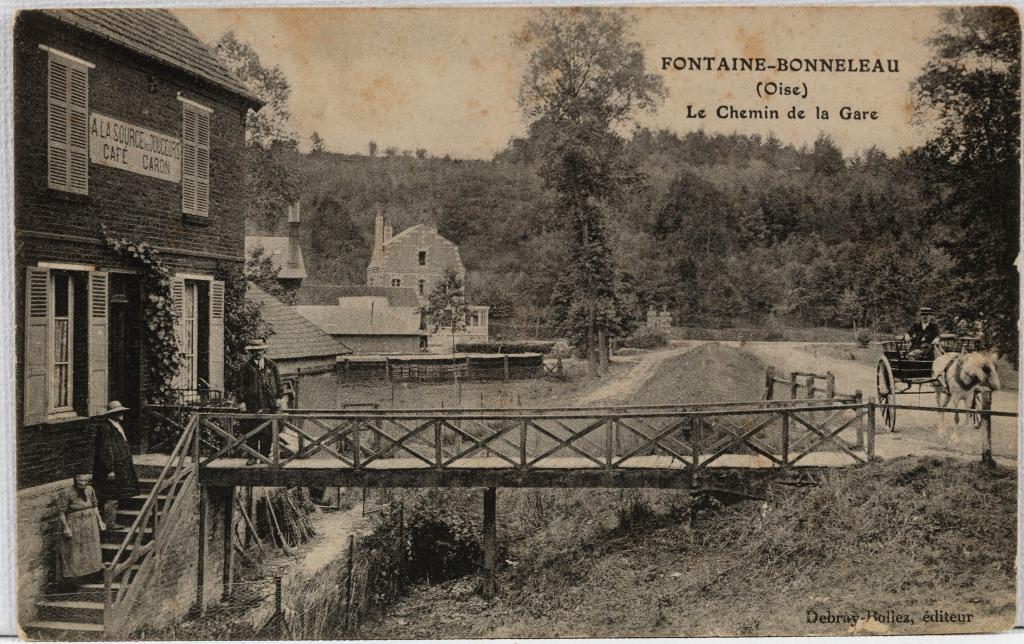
[181,98,211,217]
[45,48,91,195]
[391,278,402,287]
[417,250,427,266]
[418,279,426,296]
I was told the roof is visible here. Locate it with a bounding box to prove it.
[245,236,306,281]
[294,305,422,337]
[41,9,263,108]
[295,285,420,308]
[247,285,351,360]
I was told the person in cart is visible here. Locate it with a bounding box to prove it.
[906,306,940,359]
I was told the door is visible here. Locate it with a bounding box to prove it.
[108,274,142,445]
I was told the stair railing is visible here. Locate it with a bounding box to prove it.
[103,414,197,629]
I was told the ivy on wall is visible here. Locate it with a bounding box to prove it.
[102,227,182,404]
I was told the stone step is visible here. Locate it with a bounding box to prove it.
[22,620,104,641]
[35,600,104,624]
[76,582,123,602]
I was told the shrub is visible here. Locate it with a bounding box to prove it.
[455,340,556,354]
[855,328,872,348]
[620,329,668,350]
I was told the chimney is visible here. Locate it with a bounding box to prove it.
[287,202,301,268]
[374,213,385,255]
[384,221,393,244]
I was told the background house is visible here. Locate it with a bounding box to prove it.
[363,214,489,349]
[245,202,306,296]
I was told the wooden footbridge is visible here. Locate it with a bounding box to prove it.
[106,395,1014,623]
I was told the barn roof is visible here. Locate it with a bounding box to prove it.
[295,285,420,308]
[247,285,351,360]
[294,305,422,337]
[41,9,263,108]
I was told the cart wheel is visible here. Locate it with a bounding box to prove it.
[876,359,896,432]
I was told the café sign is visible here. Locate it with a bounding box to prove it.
[89,113,181,183]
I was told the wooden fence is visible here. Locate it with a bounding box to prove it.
[764,366,853,401]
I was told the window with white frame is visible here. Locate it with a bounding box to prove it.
[50,272,74,412]
[46,49,91,194]
[181,99,211,217]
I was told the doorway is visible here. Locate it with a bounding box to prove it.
[108,274,142,447]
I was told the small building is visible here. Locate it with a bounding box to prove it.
[294,303,423,355]
[296,284,421,330]
[646,305,672,330]
[246,284,351,374]
[245,202,306,296]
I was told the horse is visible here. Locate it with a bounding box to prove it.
[932,349,1001,426]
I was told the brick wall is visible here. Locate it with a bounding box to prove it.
[14,12,248,489]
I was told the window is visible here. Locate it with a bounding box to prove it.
[171,278,210,392]
[391,278,402,287]
[24,268,110,424]
[417,250,427,266]
[50,273,73,412]
[418,279,426,296]
[181,99,211,216]
[180,282,198,388]
[46,49,90,194]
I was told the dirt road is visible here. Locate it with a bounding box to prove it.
[732,342,1019,462]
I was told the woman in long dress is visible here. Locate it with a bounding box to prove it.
[56,473,106,583]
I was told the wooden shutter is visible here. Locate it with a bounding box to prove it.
[170,275,186,389]
[24,268,50,425]
[47,54,88,194]
[182,104,210,216]
[87,271,108,416]
[208,280,225,393]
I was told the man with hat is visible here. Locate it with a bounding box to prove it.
[93,401,140,531]
[235,338,284,461]
[906,306,940,360]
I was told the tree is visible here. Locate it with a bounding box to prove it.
[368,140,378,157]
[425,270,469,354]
[914,8,1020,361]
[516,9,665,374]
[310,131,326,154]
[216,262,274,395]
[211,31,299,231]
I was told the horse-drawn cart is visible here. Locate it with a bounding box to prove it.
[876,335,985,431]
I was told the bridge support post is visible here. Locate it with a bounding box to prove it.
[866,399,876,460]
[222,486,236,600]
[195,485,209,615]
[764,367,774,400]
[482,487,497,599]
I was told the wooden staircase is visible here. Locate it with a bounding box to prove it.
[24,415,200,640]
[24,475,171,640]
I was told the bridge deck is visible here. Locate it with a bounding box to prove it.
[199,452,866,488]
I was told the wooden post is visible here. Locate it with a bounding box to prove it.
[384,357,391,382]
[195,485,209,614]
[826,372,836,399]
[805,375,816,399]
[866,398,876,460]
[854,390,864,448]
[482,487,497,599]
[691,417,701,470]
[520,419,528,469]
[274,575,282,616]
[764,367,775,400]
[790,372,799,400]
[434,419,443,468]
[222,486,236,600]
[605,418,613,469]
[344,534,355,631]
[271,419,280,467]
[556,357,564,378]
[780,411,789,466]
[982,413,995,467]
[352,420,361,469]
[102,565,113,632]
[503,355,510,381]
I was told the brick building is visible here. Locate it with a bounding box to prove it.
[14,9,259,634]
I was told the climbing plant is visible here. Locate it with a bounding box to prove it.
[102,227,182,404]
[215,260,274,395]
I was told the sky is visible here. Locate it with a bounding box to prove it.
[174,7,947,160]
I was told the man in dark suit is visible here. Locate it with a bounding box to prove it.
[235,338,284,462]
[93,401,140,531]
[907,306,940,360]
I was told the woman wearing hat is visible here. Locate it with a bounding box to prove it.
[93,401,140,531]
[55,472,105,585]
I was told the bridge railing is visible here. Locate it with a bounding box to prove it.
[194,400,874,473]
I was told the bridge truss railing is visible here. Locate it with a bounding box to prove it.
[194,398,874,474]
